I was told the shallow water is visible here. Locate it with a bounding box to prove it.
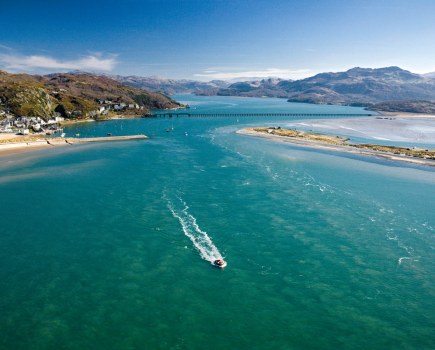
[0,96,434,350]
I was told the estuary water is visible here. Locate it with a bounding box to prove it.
[0,96,434,350]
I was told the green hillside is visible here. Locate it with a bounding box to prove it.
[0,71,181,120]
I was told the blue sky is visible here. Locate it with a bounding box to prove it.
[1,0,435,80]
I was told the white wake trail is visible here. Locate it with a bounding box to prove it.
[164,193,224,263]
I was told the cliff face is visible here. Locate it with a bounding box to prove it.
[0,71,181,120]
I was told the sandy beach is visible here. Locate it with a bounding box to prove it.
[237,127,435,167]
[0,134,148,157]
[0,134,65,156]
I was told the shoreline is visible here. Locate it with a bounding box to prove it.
[237,128,435,167]
[59,113,148,126]
[0,135,148,157]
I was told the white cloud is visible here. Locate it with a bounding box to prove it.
[0,53,117,72]
[194,68,314,80]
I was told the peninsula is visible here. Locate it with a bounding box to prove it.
[239,127,435,167]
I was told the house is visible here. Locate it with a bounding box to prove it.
[0,119,11,127]
[32,123,41,132]
[14,120,25,128]
[18,128,29,135]
[114,103,127,111]
[46,116,65,124]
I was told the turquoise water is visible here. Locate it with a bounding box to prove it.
[0,96,434,350]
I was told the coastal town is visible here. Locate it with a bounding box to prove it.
[0,98,147,136]
[0,114,65,135]
[0,69,183,139]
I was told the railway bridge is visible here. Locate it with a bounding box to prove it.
[150,112,374,118]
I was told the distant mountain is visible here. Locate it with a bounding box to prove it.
[6,67,433,118]
[214,78,287,97]
[0,71,181,120]
[283,67,435,104]
[205,67,435,112]
[109,75,229,95]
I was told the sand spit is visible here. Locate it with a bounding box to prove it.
[238,128,435,167]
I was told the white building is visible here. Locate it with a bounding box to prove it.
[19,128,30,135]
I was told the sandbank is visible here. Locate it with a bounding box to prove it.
[280,116,435,145]
[237,128,435,167]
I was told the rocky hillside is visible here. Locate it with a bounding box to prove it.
[0,70,181,120]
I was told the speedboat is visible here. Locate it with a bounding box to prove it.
[212,259,227,268]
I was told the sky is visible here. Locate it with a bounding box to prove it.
[1,0,435,81]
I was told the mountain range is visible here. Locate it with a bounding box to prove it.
[109,75,229,96]
[2,67,435,119]
[111,67,435,113]
[203,67,435,111]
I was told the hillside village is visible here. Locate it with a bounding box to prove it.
[0,71,183,136]
[0,98,149,136]
[0,114,64,135]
